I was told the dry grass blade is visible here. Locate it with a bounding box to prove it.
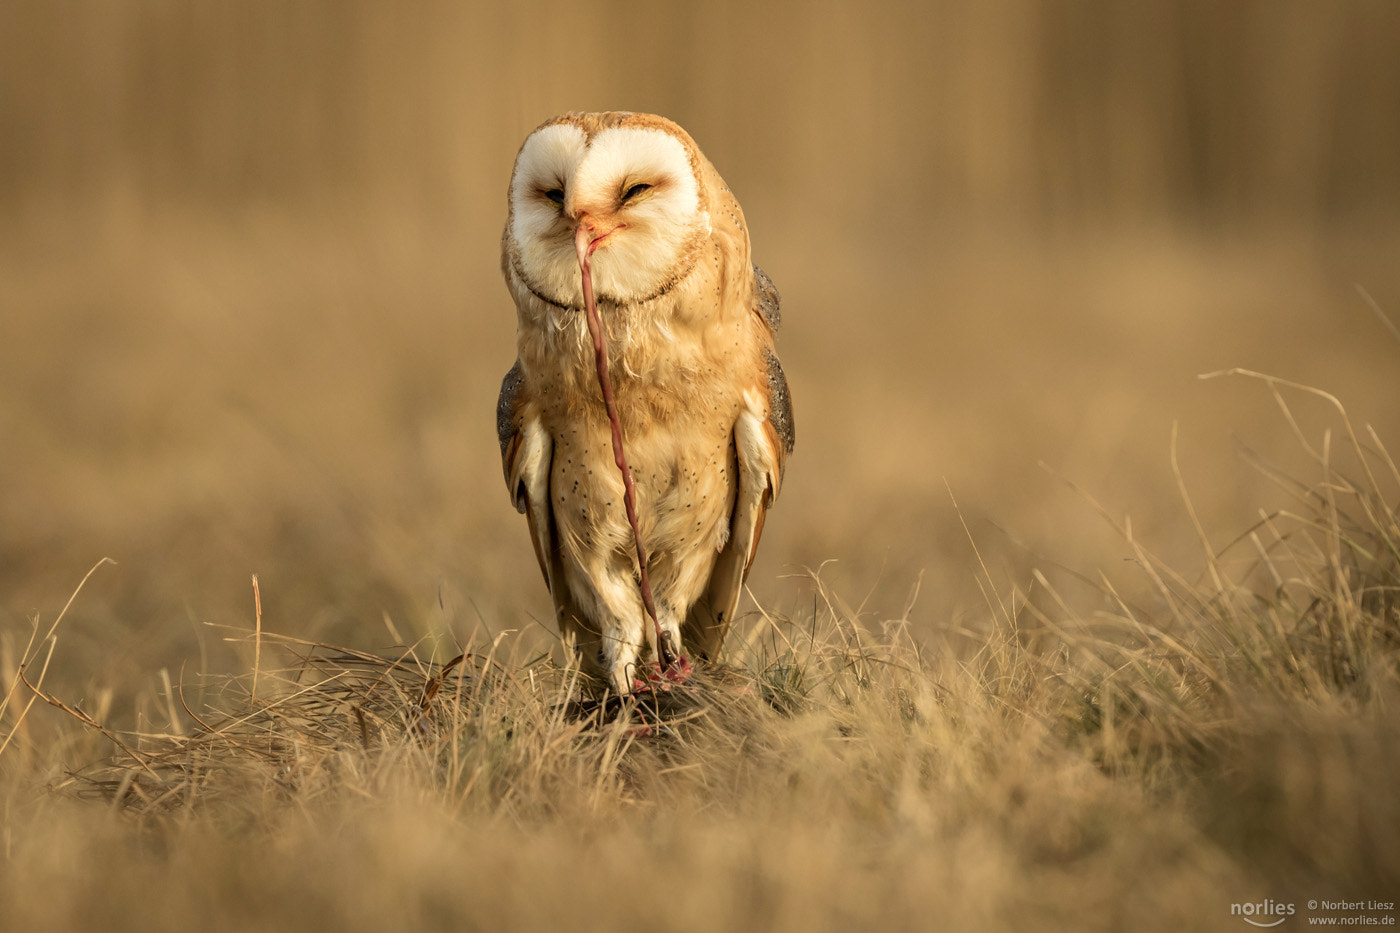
[0,558,114,763]
[1356,284,1400,346]
[17,665,160,780]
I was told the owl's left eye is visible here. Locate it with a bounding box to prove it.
[544,188,565,205]
[621,183,652,202]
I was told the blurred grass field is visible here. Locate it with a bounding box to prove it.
[2,2,1400,930]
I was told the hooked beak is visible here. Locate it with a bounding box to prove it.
[574,215,624,261]
[575,216,624,307]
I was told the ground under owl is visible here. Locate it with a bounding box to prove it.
[496,111,794,695]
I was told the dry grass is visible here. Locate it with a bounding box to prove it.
[2,378,1397,932]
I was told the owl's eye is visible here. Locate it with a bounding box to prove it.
[544,188,565,205]
[621,182,652,202]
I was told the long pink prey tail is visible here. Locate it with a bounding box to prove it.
[574,225,679,674]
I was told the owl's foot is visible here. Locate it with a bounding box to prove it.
[656,628,681,670]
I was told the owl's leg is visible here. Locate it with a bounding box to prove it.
[601,601,684,694]
[564,556,648,696]
[600,627,643,696]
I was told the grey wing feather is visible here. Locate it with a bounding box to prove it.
[763,347,795,459]
[497,360,525,458]
[754,265,781,331]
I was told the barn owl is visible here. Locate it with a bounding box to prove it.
[496,111,794,696]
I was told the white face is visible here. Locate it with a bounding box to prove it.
[509,122,705,305]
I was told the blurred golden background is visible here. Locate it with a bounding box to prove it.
[4,1,1399,699]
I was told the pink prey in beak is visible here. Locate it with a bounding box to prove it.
[573,223,685,680]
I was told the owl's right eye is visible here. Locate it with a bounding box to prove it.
[544,188,565,205]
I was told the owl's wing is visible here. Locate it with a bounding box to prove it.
[685,347,795,660]
[753,265,781,331]
[497,361,552,580]
[498,361,587,645]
